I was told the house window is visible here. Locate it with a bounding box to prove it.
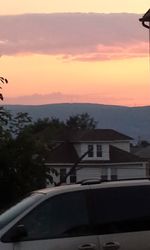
[88,145,94,157]
[101,168,107,181]
[97,144,102,157]
[70,169,76,183]
[111,168,117,181]
[60,169,67,183]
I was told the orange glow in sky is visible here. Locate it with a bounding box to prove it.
[1,0,150,14]
[0,1,150,106]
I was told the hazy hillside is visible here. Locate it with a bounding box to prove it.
[4,103,150,141]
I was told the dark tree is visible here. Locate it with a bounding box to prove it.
[0,107,12,145]
[0,111,97,208]
[0,110,55,208]
[9,112,32,135]
[66,112,97,130]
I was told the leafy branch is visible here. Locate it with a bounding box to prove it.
[0,77,8,100]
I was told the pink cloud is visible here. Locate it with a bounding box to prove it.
[0,13,148,61]
[4,92,136,106]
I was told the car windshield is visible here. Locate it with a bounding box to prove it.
[0,193,44,230]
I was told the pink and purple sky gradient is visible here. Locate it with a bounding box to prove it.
[0,1,150,106]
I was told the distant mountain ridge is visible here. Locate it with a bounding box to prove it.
[3,103,150,141]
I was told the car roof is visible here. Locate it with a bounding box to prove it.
[32,179,150,196]
[32,183,89,196]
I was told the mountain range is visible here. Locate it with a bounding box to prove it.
[3,103,150,142]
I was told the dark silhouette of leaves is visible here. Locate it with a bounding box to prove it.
[0,76,8,101]
[0,94,3,101]
[0,77,8,84]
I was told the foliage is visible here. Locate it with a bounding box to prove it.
[0,109,46,207]
[66,112,97,129]
[0,77,8,101]
[0,107,12,144]
[9,112,32,135]
[30,117,65,135]
[0,109,97,208]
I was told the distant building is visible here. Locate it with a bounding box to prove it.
[45,129,148,185]
[132,144,150,177]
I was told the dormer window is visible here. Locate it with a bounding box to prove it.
[88,145,93,157]
[97,144,102,157]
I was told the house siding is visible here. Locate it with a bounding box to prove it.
[76,164,147,182]
[117,164,147,179]
[74,143,110,161]
[111,141,130,152]
[74,141,130,162]
[47,162,148,186]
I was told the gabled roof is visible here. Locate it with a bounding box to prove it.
[109,145,143,163]
[82,146,144,164]
[55,129,133,142]
[46,144,143,165]
[46,141,78,163]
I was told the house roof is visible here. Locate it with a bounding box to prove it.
[132,145,150,160]
[46,142,78,164]
[46,143,143,165]
[109,145,143,163]
[55,129,133,142]
[82,145,143,164]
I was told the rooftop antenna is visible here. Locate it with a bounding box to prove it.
[139,9,150,70]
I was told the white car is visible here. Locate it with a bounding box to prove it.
[0,179,150,250]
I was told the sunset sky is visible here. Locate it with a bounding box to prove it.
[0,1,150,106]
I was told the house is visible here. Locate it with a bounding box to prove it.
[131,144,150,177]
[45,129,148,185]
